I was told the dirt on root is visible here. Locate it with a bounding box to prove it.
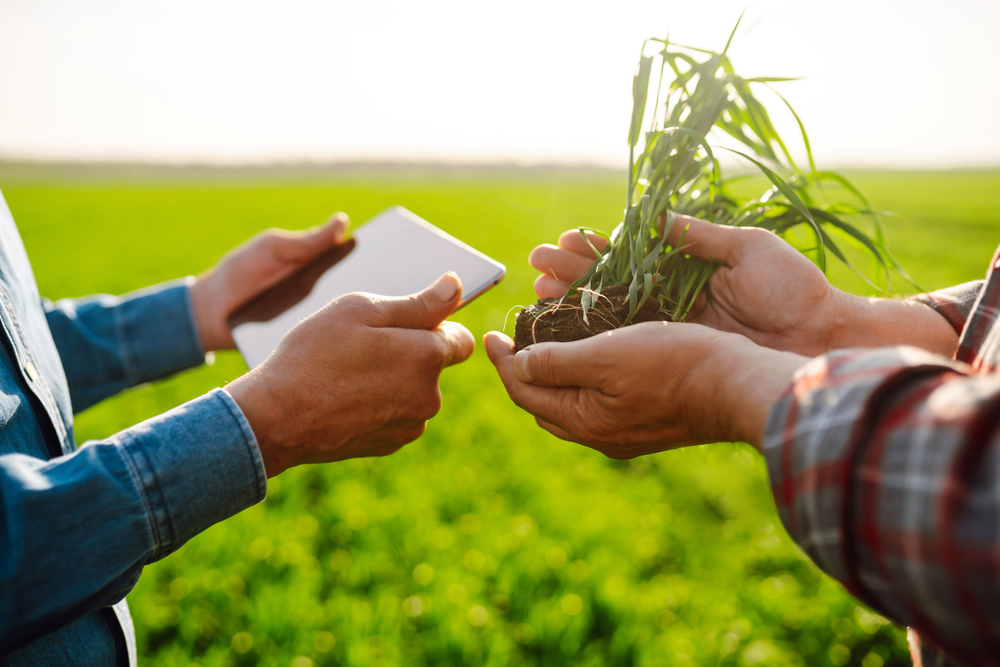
[513,283,668,351]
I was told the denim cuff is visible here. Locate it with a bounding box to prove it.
[116,279,205,386]
[117,388,267,559]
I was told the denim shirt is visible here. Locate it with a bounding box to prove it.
[0,191,268,665]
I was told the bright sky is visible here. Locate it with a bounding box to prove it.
[1,0,998,168]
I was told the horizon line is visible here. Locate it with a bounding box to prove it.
[2,158,1000,183]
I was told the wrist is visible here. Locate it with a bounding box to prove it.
[189,272,228,352]
[226,371,291,477]
[827,292,959,356]
[711,336,806,451]
[821,288,865,353]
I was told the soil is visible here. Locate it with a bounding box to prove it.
[513,283,669,351]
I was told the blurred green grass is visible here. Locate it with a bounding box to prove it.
[4,168,997,667]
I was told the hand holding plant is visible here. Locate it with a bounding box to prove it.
[532,214,848,356]
[485,324,807,456]
[513,19,910,351]
[531,214,960,357]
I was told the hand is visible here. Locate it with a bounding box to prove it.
[190,213,349,352]
[530,217,844,356]
[529,215,958,357]
[484,323,806,457]
[227,273,475,476]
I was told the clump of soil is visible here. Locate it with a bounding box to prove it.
[513,283,668,351]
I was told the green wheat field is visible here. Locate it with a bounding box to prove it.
[3,166,998,667]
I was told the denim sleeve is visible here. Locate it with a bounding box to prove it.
[0,388,267,655]
[44,279,207,413]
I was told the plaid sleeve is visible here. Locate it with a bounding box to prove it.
[910,281,984,335]
[763,346,1000,666]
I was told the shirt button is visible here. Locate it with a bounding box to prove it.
[24,360,38,382]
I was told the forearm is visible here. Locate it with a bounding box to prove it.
[45,280,207,412]
[762,346,1000,662]
[829,293,959,356]
[827,278,986,357]
[0,389,265,654]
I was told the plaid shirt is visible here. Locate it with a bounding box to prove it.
[763,252,1000,667]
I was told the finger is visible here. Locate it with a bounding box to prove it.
[534,274,569,299]
[374,272,463,330]
[277,212,350,262]
[511,339,609,389]
[337,420,428,460]
[557,229,609,255]
[308,212,350,247]
[483,330,516,369]
[677,289,707,324]
[374,419,429,449]
[483,332,580,426]
[427,321,476,367]
[528,244,597,284]
[535,417,579,443]
[662,213,751,266]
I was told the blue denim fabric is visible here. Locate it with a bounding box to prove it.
[0,191,268,665]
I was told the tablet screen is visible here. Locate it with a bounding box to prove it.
[231,206,506,369]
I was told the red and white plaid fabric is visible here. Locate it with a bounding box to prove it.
[764,259,1000,666]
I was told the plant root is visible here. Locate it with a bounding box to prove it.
[513,283,668,352]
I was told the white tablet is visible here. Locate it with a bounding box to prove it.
[230,206,506,369]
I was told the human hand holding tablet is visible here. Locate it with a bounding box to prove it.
[230,206,506,369]
[223,206,499,475]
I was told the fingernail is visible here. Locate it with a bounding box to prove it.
[433,272,460,302]
[513,350,533,383]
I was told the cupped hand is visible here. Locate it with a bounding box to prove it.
[484,323,806,458]
[227,272,475,476]
[190,213,350,352]
[529,216,850,357]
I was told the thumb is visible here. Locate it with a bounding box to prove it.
[511,340,605,389]
[375,272,463,329]
[280,212,350,262]
[662,213,749,266]
[309,212,349,247]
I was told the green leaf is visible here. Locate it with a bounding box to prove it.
[574,18,909,333]
[629,56,654,148]
[625,274,639,325]
[578,228,605,260]
[720,147,816,224]
[768,86,817,175]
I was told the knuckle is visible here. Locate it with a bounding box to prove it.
[258,230,286,250]
[397,385,441,422]
[745,227,776,242]
[418,342,445,369]
[335,292,369,308]
[393,424,426,448]
[333,292,377,319]
[421,391,442,419]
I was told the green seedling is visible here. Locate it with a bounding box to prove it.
[514,17,911,350]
